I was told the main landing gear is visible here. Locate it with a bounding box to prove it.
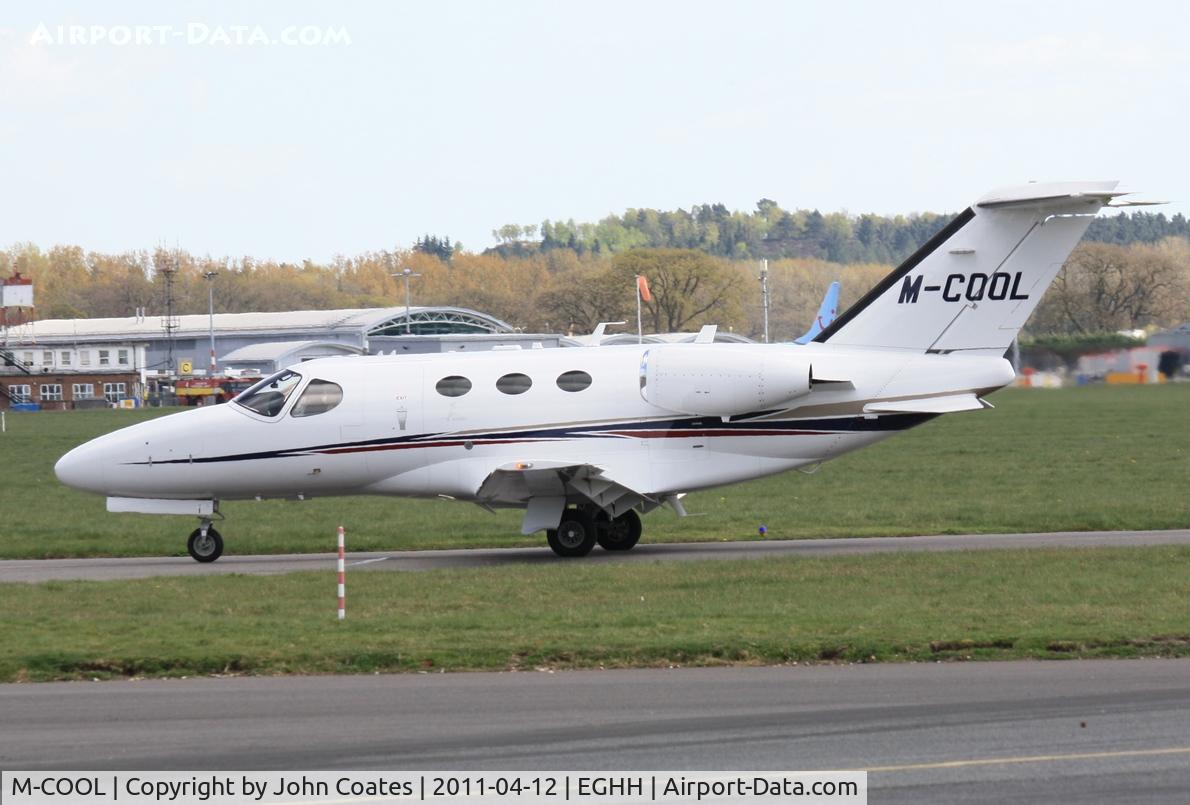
[187,519,224,563]
[546,507,642,558]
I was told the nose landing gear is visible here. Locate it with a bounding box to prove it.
[187,518,224,563]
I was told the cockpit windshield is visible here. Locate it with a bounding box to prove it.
[233,370,303,417]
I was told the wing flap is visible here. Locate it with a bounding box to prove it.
[522,495,566,535]
[864,393,991,415]
[475,461,661,533]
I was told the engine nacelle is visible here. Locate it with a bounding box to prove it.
[639,346,813,417]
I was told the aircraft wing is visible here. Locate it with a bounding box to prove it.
[475,461,663,534]
[863,393,992,414]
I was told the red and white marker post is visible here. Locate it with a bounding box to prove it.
[337,526,346,621]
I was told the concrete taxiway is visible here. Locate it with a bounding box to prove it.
[1,528,1188,583]
[2,660,1189,803]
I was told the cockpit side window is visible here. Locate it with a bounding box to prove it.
[233,370,303,417]
[290,379,344,418]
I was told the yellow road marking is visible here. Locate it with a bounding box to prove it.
[861,746,1190,773]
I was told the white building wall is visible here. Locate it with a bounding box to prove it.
[9,343,147,373]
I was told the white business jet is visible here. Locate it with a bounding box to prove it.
[56,181,1126,561]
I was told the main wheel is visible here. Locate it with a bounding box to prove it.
[546,509,597,557]
[596,510,642,551]
[187,527,224,563]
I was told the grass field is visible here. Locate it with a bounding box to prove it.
[1,384,1187,559]
[2,546,1188,682]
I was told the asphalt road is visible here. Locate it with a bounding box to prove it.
[2,661,1189,803]
[2,529,1189,583]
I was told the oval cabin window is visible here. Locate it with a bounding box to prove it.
[435,375,472,398]
[556,370,592,392]
[496,373,532,395]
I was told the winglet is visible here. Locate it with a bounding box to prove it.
[581,321,627,346]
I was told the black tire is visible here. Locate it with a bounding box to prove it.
[596,510,642,551]
[546,509,597,557]
[187,527,224,563]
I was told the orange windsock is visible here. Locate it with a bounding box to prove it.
[636,274,652,302]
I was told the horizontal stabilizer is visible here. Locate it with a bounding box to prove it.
[975,183,1126,210]
[863,393,990,415]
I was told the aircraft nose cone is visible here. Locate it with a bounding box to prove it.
[55,441,108,494]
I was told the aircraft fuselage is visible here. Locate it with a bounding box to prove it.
[55,342,1012,504]
[53,180,1123,560]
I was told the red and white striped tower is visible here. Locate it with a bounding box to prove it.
[337,526,346,621]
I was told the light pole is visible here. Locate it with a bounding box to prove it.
[203,271,218,374]
[391,266,422,334]
[759,259,770,344]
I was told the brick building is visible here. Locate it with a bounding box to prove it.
[0,369,141,410]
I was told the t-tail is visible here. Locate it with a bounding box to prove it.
[794,281,840,344]
[813,181,1125,355]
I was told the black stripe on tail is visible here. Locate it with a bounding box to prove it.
[813,206,976,343]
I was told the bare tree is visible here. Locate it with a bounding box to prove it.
[611,249,745,333]
[537,265,630,335]
[1034,241,1190,334]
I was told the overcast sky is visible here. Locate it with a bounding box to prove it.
[2,1,1187,263]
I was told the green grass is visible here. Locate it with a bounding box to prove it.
[3,546,1189,682]
[2,384,1187,559]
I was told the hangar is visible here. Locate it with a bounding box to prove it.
[0,306,557,407]
[1,305,520,377]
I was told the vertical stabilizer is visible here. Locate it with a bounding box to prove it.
[814,181,1122,353]
[794,281,840,344]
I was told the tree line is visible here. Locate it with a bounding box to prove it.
[501,205,954,264]
[5,234,1188,343]
[489,206,1190,264]
[0,242,888,341]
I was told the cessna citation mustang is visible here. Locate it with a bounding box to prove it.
[56,181,1126,562]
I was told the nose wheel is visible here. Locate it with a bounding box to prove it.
[187,523,224,563]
